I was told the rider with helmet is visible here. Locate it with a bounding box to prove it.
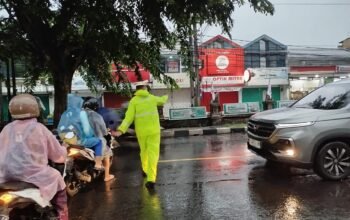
[83,97,115,182]
[58,94,104,170]
[0,94,68,220]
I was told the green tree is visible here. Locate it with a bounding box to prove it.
[0,0,274,125]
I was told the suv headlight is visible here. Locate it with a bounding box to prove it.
[276,121,314,129]
[274,138,296,157]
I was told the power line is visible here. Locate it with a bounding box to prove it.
[273,3,350,5]
[198,34,348,51]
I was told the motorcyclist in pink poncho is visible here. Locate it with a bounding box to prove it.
[0,94,68,220]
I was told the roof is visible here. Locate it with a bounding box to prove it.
[288,47,350,58]
[244,34,287,49]
[288,47,350,66]
[339,37,350,43]
[200,35,242,48]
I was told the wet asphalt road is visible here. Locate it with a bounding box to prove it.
[68,133,350,220]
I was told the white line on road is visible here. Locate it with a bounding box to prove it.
[159,155,255,163]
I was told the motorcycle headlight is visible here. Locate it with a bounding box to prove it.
[68,148,80,157]
[0,193,15,205]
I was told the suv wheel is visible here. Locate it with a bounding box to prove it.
[315,141,350,180]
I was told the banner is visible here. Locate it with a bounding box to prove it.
[223,103,249,115]
[169,107,207,120]
[246,67,288,86]
[246,102,261,113]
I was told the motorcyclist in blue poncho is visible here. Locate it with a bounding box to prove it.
[57,94,103,170]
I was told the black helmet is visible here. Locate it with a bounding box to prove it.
[83,97,99,111]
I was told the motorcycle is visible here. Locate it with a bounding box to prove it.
[60,131,112,197]
[0,163,65,220]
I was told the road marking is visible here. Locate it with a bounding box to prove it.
[159,155,254,163]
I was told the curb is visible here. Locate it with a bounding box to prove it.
[161,127,246,138]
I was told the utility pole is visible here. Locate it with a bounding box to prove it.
[193,22,200,106]
[189,34,195,107]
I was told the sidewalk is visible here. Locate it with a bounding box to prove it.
[161,123,247,138]
[117,124,247,148]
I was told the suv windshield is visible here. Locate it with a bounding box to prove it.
[292,83,350,110]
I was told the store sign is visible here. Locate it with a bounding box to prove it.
[223,103,249,115]
[169,107,207,120]
[167,60,180,73]
[203,52,244,76]
[216,55,229,69]
[246,67,288,86]
[337,65,350,73]
[151,73,190,89]
[277,100,296,108]
[201,76,244,92]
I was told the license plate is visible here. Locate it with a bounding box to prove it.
[249,138,261,149]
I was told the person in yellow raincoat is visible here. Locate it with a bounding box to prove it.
[112,80,168,189]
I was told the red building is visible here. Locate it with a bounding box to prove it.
[199,35,245,111]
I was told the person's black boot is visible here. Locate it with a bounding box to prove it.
[142,171,147,178]
[145,181,155,190]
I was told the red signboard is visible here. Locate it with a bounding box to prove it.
[290,66,336,73]
[199,48,244,77]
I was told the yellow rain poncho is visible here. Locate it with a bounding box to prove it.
[118,89,168,182]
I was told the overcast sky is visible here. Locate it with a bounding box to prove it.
[200,0,350,48]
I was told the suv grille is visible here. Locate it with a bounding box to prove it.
[247,120,276,138]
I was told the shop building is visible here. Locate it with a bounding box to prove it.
[288,48,350,100]
[243,35,289,110]
[199,35,245,111]
[338,37,350,49]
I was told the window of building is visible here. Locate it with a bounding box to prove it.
[267,55,277,67]
[160,54,181,73]
[267,42,277,51]
[260,40,266,51]
[213,41,222,48]
[251,55,260,68]
[266,54,286,67]
[260,56,266,67]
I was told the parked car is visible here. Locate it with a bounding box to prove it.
[247,78,350,180]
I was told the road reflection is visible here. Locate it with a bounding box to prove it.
[138,183,163,220]
[248,165,350,219]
